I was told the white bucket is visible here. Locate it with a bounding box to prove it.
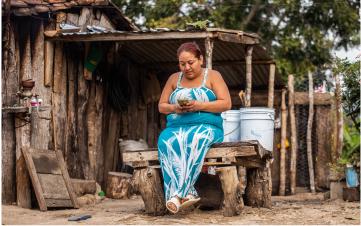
[221,110,240,142]
[239,107,275,151]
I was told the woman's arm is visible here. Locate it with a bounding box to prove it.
[158,73,185,114]
[183,70,232,113]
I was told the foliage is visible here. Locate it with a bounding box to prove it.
[339,121,360,167]
[334,58,360,130]
[113,0,359,83]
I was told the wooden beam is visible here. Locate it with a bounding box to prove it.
[288,74,297,195]
[267,63,275,108]
[218,33,259,44]
[46,31,217,42]
[245,45,253,107]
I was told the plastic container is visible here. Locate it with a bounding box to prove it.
[221,110,240,142]
[239,107,275,151]
[345,165,359,188]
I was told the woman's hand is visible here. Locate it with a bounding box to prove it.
[180,100,204,112]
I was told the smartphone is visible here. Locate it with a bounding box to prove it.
[177,99,190,106]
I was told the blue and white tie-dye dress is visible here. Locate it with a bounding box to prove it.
[158,69,224,201]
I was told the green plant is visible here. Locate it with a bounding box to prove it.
[339,121,360,168]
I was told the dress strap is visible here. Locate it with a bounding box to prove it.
[176,72,183,88]
[201,68,208,87]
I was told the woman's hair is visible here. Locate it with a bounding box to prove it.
[177,42,202,59]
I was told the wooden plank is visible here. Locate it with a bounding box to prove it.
[245,45,253,107]
[268,64,275,108]
[32,152,62,174]
[55,149,79,208]
[123,146,257,162]
[38,174,70,199]
[22,148,47,211]
[45,199,73,207]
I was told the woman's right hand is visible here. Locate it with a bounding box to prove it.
[174,104,186,114]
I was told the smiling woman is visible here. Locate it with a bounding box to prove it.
[157,42,231,214]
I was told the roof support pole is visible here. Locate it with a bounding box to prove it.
[205,37,214,69]
[307,70,316,193]
[267,63,275,108]
[245,45,253,107]
[279,88,288,196]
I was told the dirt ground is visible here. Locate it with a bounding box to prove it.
[2,193,360,225]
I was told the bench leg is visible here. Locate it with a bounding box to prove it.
[244,161,272,208]
[216,166,243,217]
[132,167,167,215]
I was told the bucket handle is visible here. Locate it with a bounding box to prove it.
[224,123,240,137]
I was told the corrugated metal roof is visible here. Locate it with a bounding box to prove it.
[52,28,284,89]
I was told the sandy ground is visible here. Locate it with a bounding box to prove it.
[2,193,360,225]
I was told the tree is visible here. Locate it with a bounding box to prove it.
[113,0,359,82]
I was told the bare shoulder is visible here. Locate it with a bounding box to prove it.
[167,72,180,89]
[207,69,224,81]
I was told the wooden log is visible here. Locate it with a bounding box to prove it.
[95,82,104,183]
[99,13,115,30]
[2,20,19,204]
[20,21,32,81]
[245,45,253,107]
[307,71,316,193]
[78,7,93,32]
[245,161,272,208]
[205,37,214,69]
[132,168,166,215]
[52,42,67,153]
[106,172,133,199]
[86,82,96,180]
[43,21,55,88]
[31,20,52,150]
[288,74,297,195]
[66,13,79,26]
[70,178,96,197]
[216,166,243,217]
[267,63,275,108]
[15,116,32,208]
[279,89,287,196]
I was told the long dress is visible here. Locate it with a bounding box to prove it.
[158,69,224,201]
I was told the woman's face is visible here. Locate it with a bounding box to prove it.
[178,51,203,79]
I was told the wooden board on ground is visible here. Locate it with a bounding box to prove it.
[22,148,79,211]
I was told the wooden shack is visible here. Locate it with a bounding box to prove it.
[2,0,335,208]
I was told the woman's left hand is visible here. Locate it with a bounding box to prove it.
[181,100,204,112]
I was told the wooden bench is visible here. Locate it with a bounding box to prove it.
[122,140,272,217]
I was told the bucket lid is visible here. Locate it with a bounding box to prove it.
[239,107,275,114]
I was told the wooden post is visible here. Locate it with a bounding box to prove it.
[288,74,297,195]
[245,46,253,107]
[106,172,133,199]
[267,64,275,108]
[245,163,272,208]
[307,70,316,193]
[132,168,166,216]
[44,21,55,87]
[205,37,214,69]
[216,166,243,217]
[86,82,96,180]
[15,116,32,208]
[335,71,343,159]
[279,88,288,196]
[20,21,32,81]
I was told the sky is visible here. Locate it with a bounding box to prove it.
[334,47,361,62]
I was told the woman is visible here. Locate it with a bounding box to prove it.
[158,42,231,214]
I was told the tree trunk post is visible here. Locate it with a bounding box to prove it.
[288,74,298,195]
[335,71,343,159]
[205,36,214,69]
[267,63,275,108]
[245,162,272,208]
[307,70,316,193]
[132,168,166,216]
[279,88,288,195]
[216,166,243,217]
[245,45,253,107]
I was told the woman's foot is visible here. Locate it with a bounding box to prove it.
[180,194,201,209]
[166,196,181,214]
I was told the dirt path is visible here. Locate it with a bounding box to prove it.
[2,193,360,225]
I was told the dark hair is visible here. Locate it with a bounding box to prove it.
[177,42,202,59]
